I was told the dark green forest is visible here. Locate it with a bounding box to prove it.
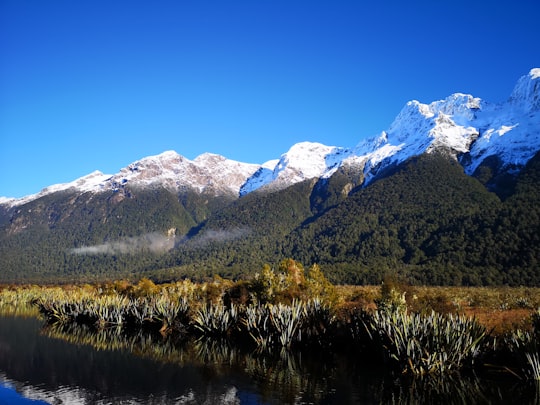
[1,152,539,285]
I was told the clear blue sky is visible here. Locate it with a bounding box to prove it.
[1,0,539,198]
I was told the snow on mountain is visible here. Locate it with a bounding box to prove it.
[2,69,539,208]
[3,151,260,208]
[352,94,481,182]
[463,68,540,175]
[238,159,279,196]
[240,142,351,195]
[0,197,16,206]
[109,150,259,195]
[352,68,540,183]
[3,171,113,208]
[508,67,540,112]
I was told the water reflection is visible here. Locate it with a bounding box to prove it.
[0,315,537,404]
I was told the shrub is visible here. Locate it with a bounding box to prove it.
[134,278,159,297]
[305,264,339,307]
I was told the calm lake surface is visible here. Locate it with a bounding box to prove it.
[0,315,537,404]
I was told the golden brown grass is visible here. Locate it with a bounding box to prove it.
[335,285,540,335]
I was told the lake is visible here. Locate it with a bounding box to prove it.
[0,315,537,404]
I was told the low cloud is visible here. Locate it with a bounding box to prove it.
[70,227,251,256]
[70,232,177,255]
[181,227,251,249]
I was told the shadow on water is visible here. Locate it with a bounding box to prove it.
[0,315,538,404]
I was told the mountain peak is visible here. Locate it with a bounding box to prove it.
[193,152,228,165]
[240,141,350,195]
[112,150,259,196]
[508,68,540,112]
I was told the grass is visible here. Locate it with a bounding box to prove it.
[336,285,540,334]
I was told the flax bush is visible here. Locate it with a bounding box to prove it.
[505,308,540,380]
[241,302,304,349]
[241,299,335,350]
[364,308,487,376]
[268,301,304,348]
[242,303,273,349]
[192,303,238,337]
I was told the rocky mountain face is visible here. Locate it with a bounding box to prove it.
[1,69,539,284]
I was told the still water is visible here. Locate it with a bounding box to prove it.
[0,315,537,404]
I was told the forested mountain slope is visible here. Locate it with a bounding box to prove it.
[1,69,539,284]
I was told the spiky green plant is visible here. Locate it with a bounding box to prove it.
[152,296,190,333]
[85,295,129,327]
[126,297,155,325]
[505,308,540,380]
[33,297,74,323]
[242,304,273,349]
[268,301,304,348]
[192,303,238,337]
[241,300,334,350]
[299,298,336,345]
[364,309,487,375]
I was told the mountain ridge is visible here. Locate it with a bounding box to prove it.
[2,68,539,208]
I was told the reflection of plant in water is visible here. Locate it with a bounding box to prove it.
[245,349,332,404]
[193,337,241,371]
[43,322,132,352]
[0,288,39,317]
[41,321,190,365]
[378,374,494,405]
[193,336,333,403]
[377,373,540,405]
[40,320,334,404]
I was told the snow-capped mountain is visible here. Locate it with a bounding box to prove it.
[243,68,540,191]
[2,68,539,208]
[352,68,540,184]
[108,151,260,196]
[1,170,113,207]
[1,151,261,208]
[240,142,351,195]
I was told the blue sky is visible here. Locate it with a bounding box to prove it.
[1,0,539,198]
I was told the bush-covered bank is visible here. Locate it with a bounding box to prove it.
[1,261,540,380]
